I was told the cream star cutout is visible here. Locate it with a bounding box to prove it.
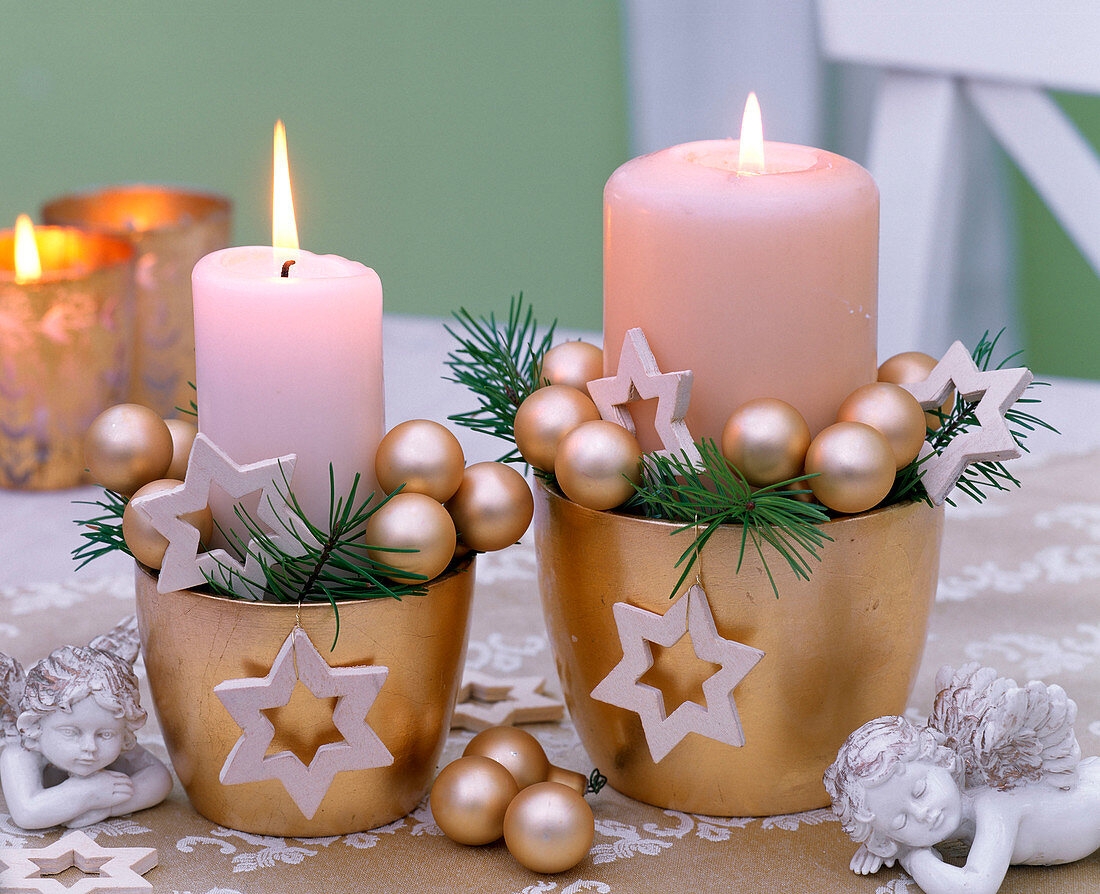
[0,830,157,893]
[130,433,307,599]
[587,327,701,465]
[451,670,564,732]
[214,626,393,820]
[901,340,1033,505]
[591,584,764,763]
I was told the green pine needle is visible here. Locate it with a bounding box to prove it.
[72,489,133,569]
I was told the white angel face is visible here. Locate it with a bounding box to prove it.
[35,695,127,777]
[862,759,963,849]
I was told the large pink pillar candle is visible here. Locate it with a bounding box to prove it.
[603,140,878,445]
[193,246,384,536]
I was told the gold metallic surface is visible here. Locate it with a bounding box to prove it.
[513,385,601,472]
[43,186,231,417]
[540,341,604,395]
[503,781,595,874]
[805,421,896,514]
[122,478,211,569]
[720,398,811,486]
[462,727,550,790]
[164,418,198,480]
[135,556,476,836]
[836,382,927,469]
[445,462,534,552]
[0,227,134,490]
[429,755,519,845]
[364,492,457,581]
[84,403,174,496]
[554,420,642,511]
[375,419,465,503]
[547,765,589,796]
[877,350,954,429]
[533,480,944,816]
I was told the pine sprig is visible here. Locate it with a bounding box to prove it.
[444,294,556,464]
[72,489,133,569]
[630,440,832,599]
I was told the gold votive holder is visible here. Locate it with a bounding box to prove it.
[0,226,134,489]
[43,185,232,417]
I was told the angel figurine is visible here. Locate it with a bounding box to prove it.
[0,617,172,829]
[824,663,1100,894]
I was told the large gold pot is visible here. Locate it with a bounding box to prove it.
[534,481,943,817]
[135,558,475,836]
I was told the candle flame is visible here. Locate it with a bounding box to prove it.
[273,119,299,251]
[738,92,765,174]
[14,214,42,284]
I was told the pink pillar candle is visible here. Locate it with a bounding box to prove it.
[603,140,878,445]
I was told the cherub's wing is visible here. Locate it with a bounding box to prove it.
[0,652,26,737]
[88,615,141,666]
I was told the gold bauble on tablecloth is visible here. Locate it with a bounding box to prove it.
[364,492,456,582]
[805,422,895,514]
[540,341,603,395]
[503,781,594,874]
[429,755,519,846]
[836,382,927,469]
[84,403,174,496]
[546,765,588,796]
[554,420,642,511]
[720,398,811,486]
[375,419,465,502]
[462,726,549,790]
[514,385,601,472]
[122,478,212,569]
[446,461,533,552]
[164,418,198,480]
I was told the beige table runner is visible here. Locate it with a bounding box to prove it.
[2,450,1100,893]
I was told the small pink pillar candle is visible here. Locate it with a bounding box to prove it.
[603,139,878,444]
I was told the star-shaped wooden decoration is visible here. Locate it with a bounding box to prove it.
[0,830,157,893]
[591,584,764,763]
[130,433,304,599]
[214,626,393,820]
[451,670,564,732]
[588,327,701,465]
[901,341,1033,505]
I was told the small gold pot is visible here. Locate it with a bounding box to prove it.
[534,481,943,817]
[135,558,475,836]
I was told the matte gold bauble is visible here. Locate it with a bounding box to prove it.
[836,382,927,469]
[462,726,550,790]
[503,781,595,874]
[84,403,174,496]
[122,479,213,569]
[720,398,811,486]
[554,420,642,511]
[540,341,604,395]
[364,493,456,582]
[877,350,953,429]
[804,422,896,514]
[375,419,465,502]
[546,765,589,796]
[429,755,520,846]
[165,418,198,480]
[513,385,601,472]
[446,462,533,552]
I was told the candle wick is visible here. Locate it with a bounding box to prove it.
[281,259,296,278]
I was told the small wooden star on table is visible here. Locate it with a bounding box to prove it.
[587,327,701,465]
[0,830,158,893]
[591,584,765,763]
[451,670,564,732]
[214,626,393,820]
[901,340,1033,505]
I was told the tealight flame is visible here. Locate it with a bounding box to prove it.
[273,119,299,251]
[738,92,765,175]
[14,214,42,284]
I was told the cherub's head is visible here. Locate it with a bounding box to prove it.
[824,715,963,858]
[16,645,145,778]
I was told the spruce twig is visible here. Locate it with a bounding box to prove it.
[72,489,132,569]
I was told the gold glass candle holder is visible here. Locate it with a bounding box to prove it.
[43,185,232,417]
[0,224,134,489]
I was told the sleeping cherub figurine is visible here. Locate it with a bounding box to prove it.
[824,663,1100,894]
[0,617,172,829]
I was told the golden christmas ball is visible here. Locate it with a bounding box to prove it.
[720,398,811,486]
[837,382,927,469]
[84,403,174,496]
[877,350,953,429]
[122,479,213,569]
[164,418,198,480]
[364,492,456,582]
[463,726,550,790]
[546,765,589,796]
[429,755,520,846]
[503,781,595,874]
[554,420,642,511]
[540,341,604,395]
[375,419,466,502]
[513,385,601,472]
[446,461,533,552]
[804,422,896,514]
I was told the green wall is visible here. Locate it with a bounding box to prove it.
[2,4,626,330]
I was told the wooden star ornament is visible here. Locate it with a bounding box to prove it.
[591,584,764,762]
[901,341,1033,505]
[451,670,564,732]
[588,327,701,465]
[0,830,158,893]
[214,626,393,820]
